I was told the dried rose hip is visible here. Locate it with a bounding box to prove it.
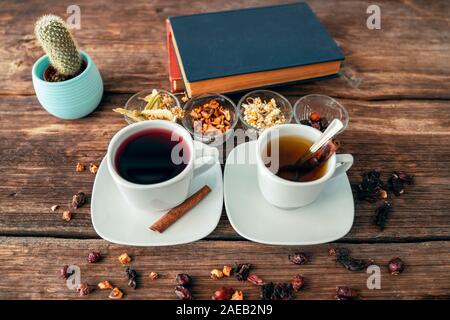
[71,192,86,209]
[212,286,234,300]
[387,171,414,196]
[60,265,73,279]
[234,263,251,281]
[247,274,264,286]
[288,252,308,265]
[175,285,193,300]
[291,274,305,292]
[354,170,387,202]
[87,251,101,263]
[309,112,321,122]
[271,283,294,300]
[76,283,93,296]
[176,273,192,286]
[260,282,274,300]
[374,201,392,230]
[335,286,358,300]
[332,247,373,271]
[125,267,138,289]
[388,257,405,275]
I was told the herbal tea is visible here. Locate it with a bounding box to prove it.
[262,135,329,182]
[114,129,189,185]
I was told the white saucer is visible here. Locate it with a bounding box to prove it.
[224,141,354,245]
[91,143,223,246]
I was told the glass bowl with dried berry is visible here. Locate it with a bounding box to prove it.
[294,94,349,133]
[113,89,183,124]
[182,93,238,146]
[238,90,293,134]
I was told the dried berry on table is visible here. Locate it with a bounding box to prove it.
[288,252,308,265]
[87,251,101,263]
[60,265,74,279]
[247,274,264,286]
[271,283,294,300]
[176,273,192,286]
[335,286,358,300]
[291,274,305,292]
[62,210,72,222]
[98,280,113,290]
[175,285,193,300]
[149,272,159,280]
[374,201,392,230]
[118,253,131,265]
[89,163,98,175]
[210,269,224,280]
[76,283,93,296]
[387,171,414,196]
[388,257,405,275]
[260,282,274,300]
[233,263,251,281]
[330,247,373,271]
[51,205,59,212]
[231,290,244,300]
[109,287,124,299]
[212,286,234,300]
[125,267,138,289]
[354,170,387,202]
[222,265,232,277]
[71,192,86,209]
[75,162,85,172]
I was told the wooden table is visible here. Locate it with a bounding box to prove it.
[1,0,449,300]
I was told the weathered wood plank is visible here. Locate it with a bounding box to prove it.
[1,0,449,98]
[0,237,448,299]
[1,94,449,241]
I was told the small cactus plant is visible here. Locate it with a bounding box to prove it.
[35,14,82,79]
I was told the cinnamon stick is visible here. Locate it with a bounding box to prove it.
[150,185,212,233]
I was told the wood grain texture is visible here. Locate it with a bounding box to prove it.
[0,237,448,300]
[0,94,449,241]
[0,0,449,99]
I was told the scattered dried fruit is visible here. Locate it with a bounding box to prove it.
[231,290,244,300]
[335,286,358,300]
[109,287,124,299]
[98,280,113,290]
[176,273,192,286]
[388,257,405,275]
[149,272,159,280]
[76,283,93,296]
[331,247,373,271]
[125,267,138,289]
[51,205,59,212]
[299,112,329,132]
[261,282,293,300]
[87,251,101,263]
[60,265,73,279]
[374,201,392,230]
[62,210,72,222]
[210,269,224,280]
[291,274,305,292]
[233,263,251,281]
[190,99,232,135]
[89,163,98,175]
[118,253,131,265]
[354,170,387,202]
[75,162,85,172]
[288,252,308,265]
[247,274,264,286]
[222,265,232,277]
[387,171,414,196]
[71,192,86,209]
[260,282,274,300]
[175,285,193,300]
[212,286,234,300]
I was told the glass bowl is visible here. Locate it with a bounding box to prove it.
[238,90,293,134]
[124,89,181,124]
[181,93,238,147]
[293,94,349,132]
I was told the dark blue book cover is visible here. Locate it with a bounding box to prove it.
[169,2,344,82]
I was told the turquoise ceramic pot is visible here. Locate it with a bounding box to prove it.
[32,51,103,119]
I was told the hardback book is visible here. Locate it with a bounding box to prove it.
[167,2,344,97]
[166,19,185,92]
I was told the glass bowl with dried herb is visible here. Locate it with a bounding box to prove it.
[181,93,238,147]
[113,89,184,124]
[294,94,349,133]
[238,90,293,133]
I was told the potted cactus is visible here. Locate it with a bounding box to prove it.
[32,15,103,119]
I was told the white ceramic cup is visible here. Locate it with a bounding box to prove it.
[256,124,353,209]
[107,120,219,212]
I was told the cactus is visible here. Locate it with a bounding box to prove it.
[35,14,81,77]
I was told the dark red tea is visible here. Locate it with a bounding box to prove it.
[115,129,189,185]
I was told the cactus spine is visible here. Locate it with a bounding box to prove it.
[35,15,81,77]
